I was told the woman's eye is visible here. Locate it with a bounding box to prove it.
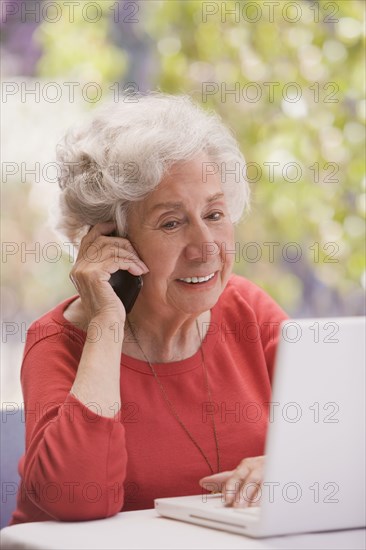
[207,211,223,221]
[162,220,180,230]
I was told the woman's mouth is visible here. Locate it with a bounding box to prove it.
[177,272,216,284]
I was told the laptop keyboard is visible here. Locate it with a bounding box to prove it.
[231,506,260,515]
[203,494,260,515]
[213,503,260,513]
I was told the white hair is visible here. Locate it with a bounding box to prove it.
[54,92,250,246]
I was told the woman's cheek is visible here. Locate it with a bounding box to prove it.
[221,226,235,265]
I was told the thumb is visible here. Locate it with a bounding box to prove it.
[199,470,233,490]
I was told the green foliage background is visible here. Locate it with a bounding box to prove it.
[3,0,365,321]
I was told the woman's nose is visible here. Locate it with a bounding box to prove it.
[183,222,219,262]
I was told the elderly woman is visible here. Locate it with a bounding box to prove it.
[10,93,288,525]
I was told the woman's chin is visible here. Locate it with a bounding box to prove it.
[171,282,223,314]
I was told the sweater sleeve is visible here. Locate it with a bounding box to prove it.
[20,326,127,521]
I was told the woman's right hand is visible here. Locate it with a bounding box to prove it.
[69,221,149,325]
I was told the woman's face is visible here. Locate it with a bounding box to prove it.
[127,155,235,317]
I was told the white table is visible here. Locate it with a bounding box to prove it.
[1,509,365,550]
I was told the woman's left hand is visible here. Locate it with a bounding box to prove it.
[199,455,265,508]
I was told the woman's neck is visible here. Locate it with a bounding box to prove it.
[63,296,212,363]
[123,308,211,363]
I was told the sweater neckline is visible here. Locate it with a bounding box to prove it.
[55,295,221,376]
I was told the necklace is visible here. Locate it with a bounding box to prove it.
[126,317,221,475]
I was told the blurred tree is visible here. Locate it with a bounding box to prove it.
[35,0,127,86]
[3,0,365,320]
[141,0,365,315]
[0,0,42,76]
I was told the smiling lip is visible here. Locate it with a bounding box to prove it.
[176,271,218,286]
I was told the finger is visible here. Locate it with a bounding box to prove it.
[78,222,117,258]
[110,248,149,274]
[78,235,150,274]
[222,465,250,506]
[83,221,116,241]
[116,239,149,273]
[248,485,262,508]
[110,260,147,277]
[99,234,149,273]
[77,255,146,283]
[199,471,233,492]
[233,480,261,509]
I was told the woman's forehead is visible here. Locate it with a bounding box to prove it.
[129,179,225,226]
[144,173,224,210]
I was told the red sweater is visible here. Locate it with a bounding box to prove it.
[10,275,288,525]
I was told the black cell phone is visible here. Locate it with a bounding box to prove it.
[109,270,143,313]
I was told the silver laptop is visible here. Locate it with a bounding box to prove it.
[155,317,366,538]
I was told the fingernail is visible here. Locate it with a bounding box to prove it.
[224,494,233,506]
